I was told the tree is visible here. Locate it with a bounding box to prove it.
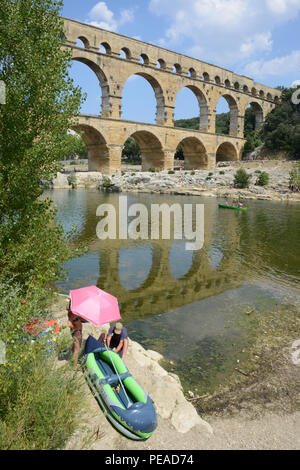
[60,133,87,160]
[0,0,83,286]
[261,87,300,158]
[234,168,252,188]
[122,137,141,162]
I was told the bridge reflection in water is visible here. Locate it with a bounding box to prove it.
[53,190,247,322]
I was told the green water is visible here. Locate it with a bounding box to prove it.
[48,189,300,390]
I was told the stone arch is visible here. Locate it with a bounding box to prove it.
[243,85,249,93]
[251,87,257,96]
[129,130,165,171]
[76,36,90,49]
[71,124,109,172]
[246,101,264,130]
[234,82,240,90]
[188,68,196,78]
[122,72,166,125]
[178,136,208,169]
[225,79,231,88]
[157,58,166,69]
[216,142,238,162]
[175,85,210,131]
[71,55,110,117]
[120,47,131,59]
[267,92,272,101]
[100,42,111,54]
[203,72,210,82]
[173,63,182,74]
[259,90,265,98]
[215,76,221,85]
[216,94,239,137]
[140,53,149,65]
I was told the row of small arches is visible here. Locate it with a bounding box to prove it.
[75,37,278,103]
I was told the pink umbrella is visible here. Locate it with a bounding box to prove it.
[70,286,121,326]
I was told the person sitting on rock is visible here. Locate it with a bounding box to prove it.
[100,322,128,360]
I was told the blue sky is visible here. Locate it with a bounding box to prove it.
[62,0,300,124]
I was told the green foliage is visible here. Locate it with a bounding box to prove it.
[289,161,300,190]
[102,176,113,188]
[0,0,85,449]
[234,168,252,188]
[122,137,141,162]
[261,87,300,157]
[257,171,269,186]
[0,0,83,286]
[191,171,195,175]
[67,171,77,188]
[0,285,85,450]
[219,170,225,175]
[168,170,175,174]
[59,133,87,160]
[148,168,155,172]
[174,145,184,160]
[215,113,230,135]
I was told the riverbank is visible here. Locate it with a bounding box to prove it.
[51,293,300,450]
[49,160,300,203]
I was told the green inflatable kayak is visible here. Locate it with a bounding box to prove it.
[218,204,247,211]
[84,335,157,441]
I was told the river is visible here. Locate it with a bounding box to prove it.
[48,189,300,391]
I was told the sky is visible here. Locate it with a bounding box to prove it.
[62,0,300,124]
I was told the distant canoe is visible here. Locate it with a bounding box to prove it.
[218,204,247,211]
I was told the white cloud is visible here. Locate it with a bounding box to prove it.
[240,32,273,55]
[148,0,300,67]
[119,9,135,26]
[87,2,134,32]
[244,50,300,78]
[292,79,300,87]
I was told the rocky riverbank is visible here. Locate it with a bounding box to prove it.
[51,293,300,450]
[49,161,300,203]
[51,295,213,451]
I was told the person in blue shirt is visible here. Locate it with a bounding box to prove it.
[99,322,128,360]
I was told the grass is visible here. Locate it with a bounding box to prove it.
[0,352,85,450]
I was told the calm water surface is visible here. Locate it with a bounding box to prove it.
[47,189,300,390]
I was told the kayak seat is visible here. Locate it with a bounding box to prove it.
[97,371,131,387]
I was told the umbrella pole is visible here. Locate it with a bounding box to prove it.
[103,340,131,407]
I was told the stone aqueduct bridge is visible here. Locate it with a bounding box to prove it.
[63,18,281,174]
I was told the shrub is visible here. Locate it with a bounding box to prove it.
[102,176,113,188]
[191,171,195,175]
[219,171,225,175]
[168,170,175,174]
[234,168,252,188]
[148,168,155,172]
[209,172,213,176]
[255,169,262,174]
[257,171,269,186]
[67,171,77,188]
[206,176,212,180]
[0,285,85,450]
[289,161,300,190]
